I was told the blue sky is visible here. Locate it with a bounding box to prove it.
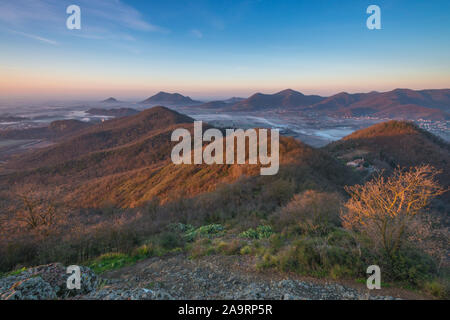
[1,0,449,100]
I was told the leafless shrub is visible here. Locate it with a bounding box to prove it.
[341,165,446,257]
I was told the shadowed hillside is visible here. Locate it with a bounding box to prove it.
[326,121,450,183]
[5,107,193,170]
[0,119,92,141]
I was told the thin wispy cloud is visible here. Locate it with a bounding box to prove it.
[0,0,60,25]
[0,0,168,42]
[9,29,58,45]
[84,0,169,33]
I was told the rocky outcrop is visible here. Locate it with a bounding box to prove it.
[86,255,402,300]
[0,257,401,300]
[0,263,98,300]
[1,277,57,300]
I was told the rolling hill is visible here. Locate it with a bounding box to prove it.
[140,92,201,106]
[191,88,450,120]
[5,107,193,170]
[310,89,450,120]
[0,119,92,141]
[101,97,120,103]
[224,97,245,104]
[230,89,324,111]
[1,106,357,208]
[3,107,449,210]
[326,120,450,183]
[191,97,245,109]
[60,133,357,208]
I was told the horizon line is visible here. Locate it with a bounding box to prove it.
[2,86,450,104]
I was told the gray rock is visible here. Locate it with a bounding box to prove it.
[1,276,57,300]
[0,263,98,300]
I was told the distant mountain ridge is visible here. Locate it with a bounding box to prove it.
[224,97,245,104]
[230,89,325,111]
[309,89,450,120]
[101,97,120,103]
[189,88,450,120]
[140,92,201,106]
[190,97,245,109]
[96,88,450,120]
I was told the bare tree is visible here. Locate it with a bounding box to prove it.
[12,185,62,233]
[341,165,446,257]
[17,193,57,230]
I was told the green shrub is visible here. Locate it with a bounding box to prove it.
[240,245,252,255]
[423,279,449,299]
[131,243,166,258]
[196,224,225,236]
[257,238,363,279]
[256,253,278,270]
[215,239,242,255]
[185,224,225,241]
[386,248,437,285]
[132,244,153,258]
[240,225,274,239]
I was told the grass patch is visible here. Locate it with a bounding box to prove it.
[88,253,137,274]
[87,242,181,274]
[0,267,27,278]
